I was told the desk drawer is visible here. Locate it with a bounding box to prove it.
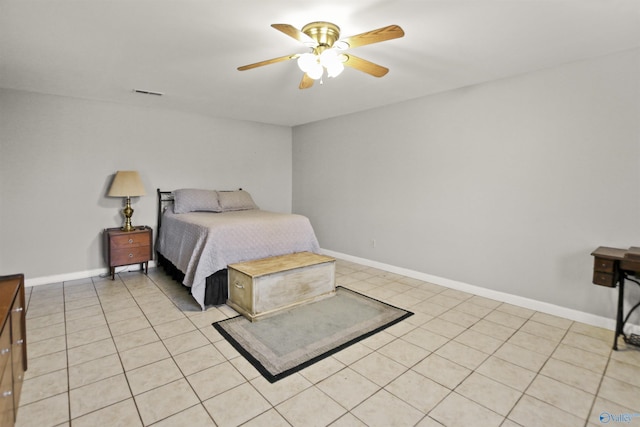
[593,258,615,273]
[620,259,640,273]
[593,271,616,287]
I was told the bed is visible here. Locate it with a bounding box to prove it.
[155,188,321,310]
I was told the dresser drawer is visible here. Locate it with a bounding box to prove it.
[110,232,150,249]
[0,363,13,427]
[0,327,10,374]
[110,246,151,265]
[10,298,24,410]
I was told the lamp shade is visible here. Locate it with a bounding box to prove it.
[108,171,146,197]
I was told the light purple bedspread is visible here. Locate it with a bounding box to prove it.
[156,209,321,309]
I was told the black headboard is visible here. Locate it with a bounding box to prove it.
[156,188,245,230]
[157,189,175,230]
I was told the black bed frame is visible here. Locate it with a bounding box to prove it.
[157,189,175,231]
[155,188,229,307]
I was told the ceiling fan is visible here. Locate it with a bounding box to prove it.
[237,22,405,89]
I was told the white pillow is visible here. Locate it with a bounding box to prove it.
[173,189,221,214]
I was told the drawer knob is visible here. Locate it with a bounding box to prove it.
[0,348,9,355]
[128,238,134,244]
[234,281,244,289]
[16,339,23,345]
[2,391,12,397]
[12,307,23,313]
[129,253,134,258]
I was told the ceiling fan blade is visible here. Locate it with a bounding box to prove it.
[343,54,389,77]
[338,25,404,49]
[299,73,315,89]
[237,54,299,71]
[271,24,316,46]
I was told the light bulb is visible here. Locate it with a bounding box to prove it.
[297,53,318,73]
[320,49,345,78]
[326,62,344,78]
[319,49,338,67]
[307,63,324,80]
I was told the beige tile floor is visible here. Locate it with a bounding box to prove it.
[14,259,640,427]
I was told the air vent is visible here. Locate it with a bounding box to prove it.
[132,89,164,96]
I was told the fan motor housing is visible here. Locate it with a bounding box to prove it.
[302,22,341,48]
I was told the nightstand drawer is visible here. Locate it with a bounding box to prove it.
[110,232,150,249]
[110,246,150,265]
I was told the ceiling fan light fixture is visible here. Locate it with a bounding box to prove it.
[320,49,344,78]
[326,62,344,78]
[238,22,404,88]
[307,63,324,80]
[297,53,317,72]
[297,52,324,80]
[334,40,349,50]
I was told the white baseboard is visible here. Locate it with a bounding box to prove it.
[321,249,640,334]
[25,253,640,336]
[25,261,157,287]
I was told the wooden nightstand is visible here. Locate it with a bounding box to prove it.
[104,226,152,280]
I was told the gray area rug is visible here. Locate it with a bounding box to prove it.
[213,286,413,383]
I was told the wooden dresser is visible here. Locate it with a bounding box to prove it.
[0,274,27,426]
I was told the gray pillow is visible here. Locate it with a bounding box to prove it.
[218,190,258,211]
[173,189,221,214]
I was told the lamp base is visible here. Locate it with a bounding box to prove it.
[121,223,136,232]
[121,197,136,232]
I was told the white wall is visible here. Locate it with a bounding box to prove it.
[0,89,292,280]
[2,49,639,325]
[293,49,640,320]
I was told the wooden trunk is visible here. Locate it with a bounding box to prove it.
[227,252,336,321]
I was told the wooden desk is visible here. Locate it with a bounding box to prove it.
[591,246,640,350]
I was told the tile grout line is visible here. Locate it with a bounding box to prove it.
[16,265,640,427]
[92,274,146,427]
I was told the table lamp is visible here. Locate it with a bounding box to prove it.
[108,171,146,232]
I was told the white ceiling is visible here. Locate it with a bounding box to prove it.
[1,0,639,127]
